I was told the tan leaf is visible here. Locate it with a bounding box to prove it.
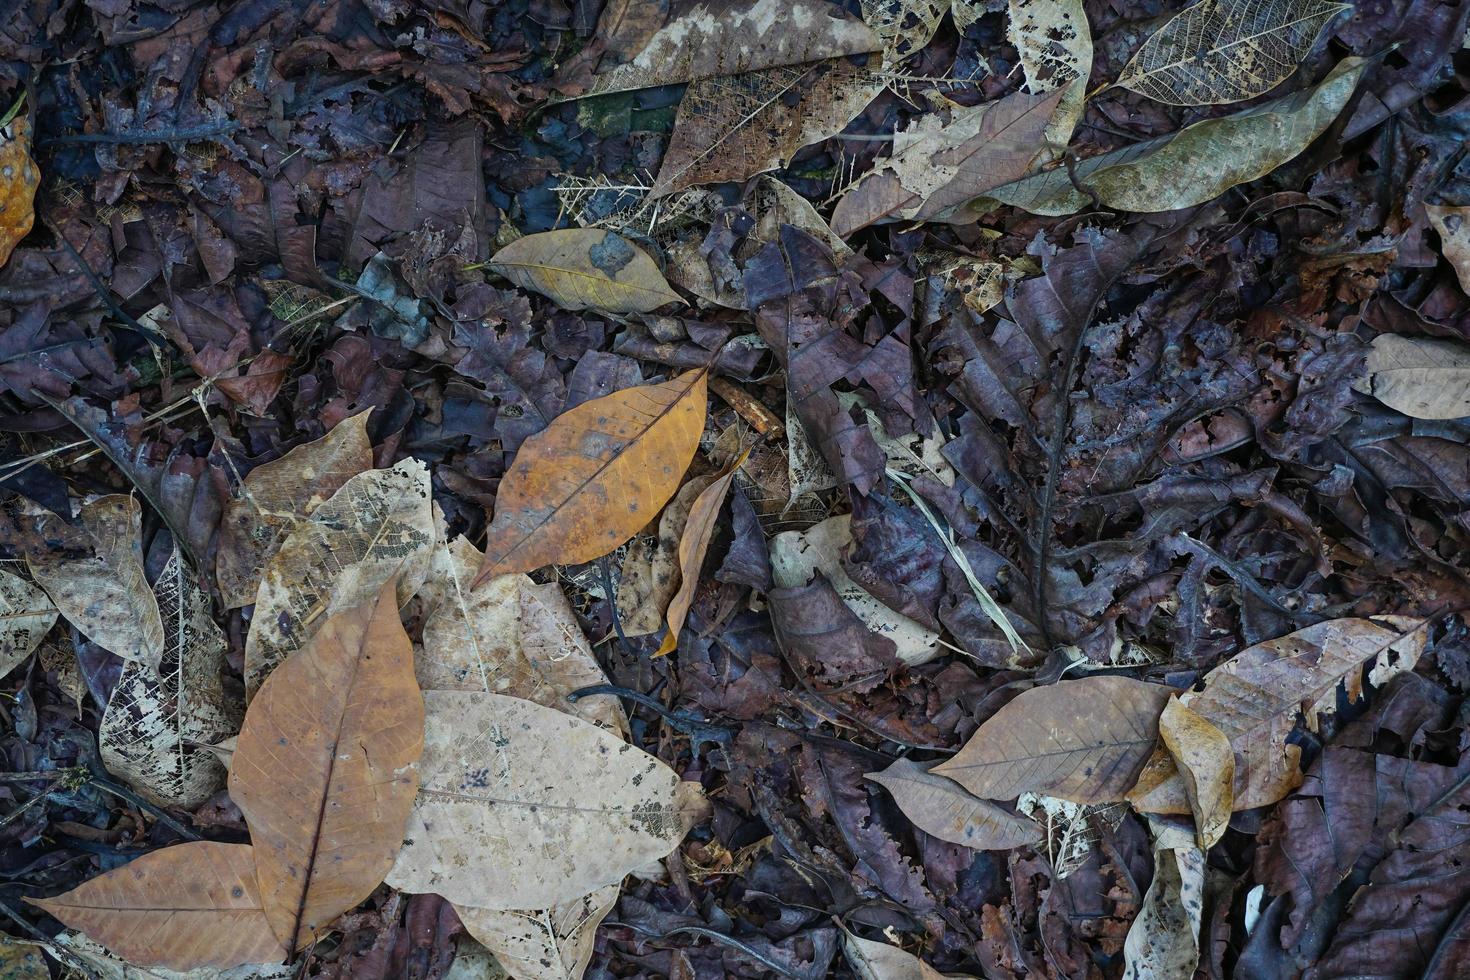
[244,458,435,699]
[655,454,745,655]
[860,0,949,65]
[842,930,973,979]
[230,580,424,952]
[489,229,680,314]
[1153,698,1233,848]
[50,932,291,980]
[215,411,373,609]
[1427,204,1470,294]
[616,473,721,636]
[1351,333,1470,420]
[26,495,163,670]
[475,370,708,583]
[1115,0,1350,105]
[1121,840,1206,980]
[100,549,242,809]
[1007,0,1092,150]
[27,842,286,970]
[0,567,56,679]
[933,676,1172,803]
[866,757,1042,850]
[455,885,619,980]
[387,691,708,910]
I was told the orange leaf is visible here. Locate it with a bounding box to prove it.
[27,842,286,970]
[655,451,747,656]
[228,579,424,952]
[475,369,708,585]
[0,112,37,268]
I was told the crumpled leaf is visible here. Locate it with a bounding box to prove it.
[0,567,56,679]
[843,930,973,979]
[1153,698,1233,849]
[656,454,745,655]
[1426,204,1470,294]
[1352,333,1470,420]
[616,472,721,636]
[867,757,1042,850]
[1116,0,1351,105]
[1007,0,1092,151]
[489,229,681,313]
[231,580,424,952]
[387,691,708,910]
[1122,829,1206,980]
[0,113,39,269]
[455,887,619,980]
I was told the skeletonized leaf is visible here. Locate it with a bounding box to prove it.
[244,458,435,699]
[860,0,949,66]
[99,550,242,809]
[866,757,1042,850]
[215,411,373,609]
[1351,333,1470,420]
[0,568,56,679]
[475,370,708,583]
[1121,838,1206,980]
[26,496,163,670]
[1007,0,1092,150]
[1427,204,1470,294]
[933,676,1172,803]
[387,691,708,910]
[1116,0,1350,106]
[843,930,973,979]
[655,455,745,655]
[455,886,619,980]
[489,229,680,313]
[1154,698,1233,848]
[27,842,286,970]
[230,580,424,952]
[982,56,1368,215]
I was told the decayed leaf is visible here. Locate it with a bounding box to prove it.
[1427,204,1470,293]
[1153,698,1233,848]
[0,937,46,980]
[981,56,1368,215]
[843,930,972,979]
[244,458,435,699]
[1351,333,1470,420]
[230,580,424,952]
[866,757,1042,850]
[1007,0,1092,151]
[215,411,373,609]
[1116,0,1350,105]
[838,392,954,485]
[0,112,39,269]
[50,933,291,980]
[99,550,242,809]
[934,676,1172,803]
[387,691,707,910]
[28,842,286,970]
[489,229,681,313]
[26,496,164,670]
[475,370,708,583]
[455,886,619,980]
[1121,835,1206,980]
[655,455,744,655]
[616,473,721,636]
[860,0,949,65]
[0,568,56,679]
[745,176,852,257]
[1130,618,1427,813]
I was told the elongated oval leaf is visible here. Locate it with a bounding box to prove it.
[455,886,619,980]
[1351,333,1470,420]
[655,455,744,656]
[490,229,681,313]
[230,580,424,952]
[0,567,56,679]
[474,370,708,584]
[843,930,972,980]
[28,842,286,970]
[867,757,1042,850]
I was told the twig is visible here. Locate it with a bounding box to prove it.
[568,683,734,747]
[88,775,199,842]
[41,121,241,145]
[0,897,103,980]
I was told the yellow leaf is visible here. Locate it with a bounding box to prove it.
[489,229,681,313]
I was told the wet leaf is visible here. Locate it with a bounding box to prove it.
[230,580,424,952]
[489,229,681,313]
[655,454,745,655]
[0,567,56,679]
[1352,333,1470,420]
[455,887,619,980]
[0,113,39,269]
[866,757,1043,850]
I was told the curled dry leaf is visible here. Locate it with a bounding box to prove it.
[230,580,424,952]
[655,453,746,655]
[454,886,619,980]
[99,549,242,809]
[0,567,56,679]
[843,930,973,979]
[1153,698,1233,849]
[387,691,708,910]
[866,757,1042,850]
[28,842,286,971]
[1426,204,1470,294]
[26,495,164,671]
[215,411,373,609]
[1007,0,1092,151]
[933,675,1172,803]
[0,112,39,268]
[489,229,680,314]
[244,458,435,699]
[1121,836,1206,980]
[616,472,722,637]
[475,370,708,584]
[1351,333,1470,420]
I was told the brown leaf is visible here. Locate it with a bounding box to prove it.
[1426,204,1470,294]
[866,757,1042,850]
[615,472,721,636]
[489,229,681,313]
[655,453,745,655]
[229,579,425,952]
[1153,698,1233,848]
[475,369,708,584]
[27,842,286,970]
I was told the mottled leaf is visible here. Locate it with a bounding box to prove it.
[490,229,681,313]
[455,887,619,980]
[0,567,55,679]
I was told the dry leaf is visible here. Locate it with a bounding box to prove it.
[1007,0,1092,151]
[27,842,286,970]
[616,473,721,636]
[0,113,39,268]
[1426,204,1470,293]
[860,0,949,65]
[0,937,46,980]
[230,580,424,952]
[215,411,373,609]
[654,455,744,655]
[1153,698,1233,848]
[934,675,1172,803]
[843,930,972,979]
[26,495,164,671]
[0,567,56,679]
[455,886,619,980]
[1116,0,1350,105]
[866,757,1042,850]
[50,933,291,980]
[1121,837,1206,980]
[387,691,708,910]
[475,370,708,583]
[99,549,242,809]
[1352,333,1470,420]
[244,458,435,699]
[489,229,681,313]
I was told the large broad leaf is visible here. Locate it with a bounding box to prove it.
[230,580,424,952]
[0,567,56,679]
[980,56,1368,215]
[387,691,707,910]
[1116,0,1350,105]
[1352,333,1470,420]
[474,370,707,584]
[1007,0,1092,151]
[28,842,286,970]
[866,757,1042,850]
[933,675,1172,803]
[455,886,619,980]
[489,229,681,313]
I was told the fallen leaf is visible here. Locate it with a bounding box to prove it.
[1426,204,1470,294]
[455,886,619,980]
[1352,333,1470,420]
[655,453,745,655]
[475,370,708,583]
[1115,0,1350,105]
[1121,833,1205,980]
[860,0,950,66]
[866,757,1042,850]
[1007,0,1092,151]
[0,567,56,679]
[616,472,722,636]
[489,229,681,314]
[934,676,1172,803]
[387,691,707,910]
[0,937,47,980]
[0,111,39,269]
[230,580,424,952]
[1152,698,1233,848]
[27,842,286,970]
[843,930,973,979]
[50,933,291,980]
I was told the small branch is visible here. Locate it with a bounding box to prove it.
[568,683,734,747]
[41,121,241,146]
